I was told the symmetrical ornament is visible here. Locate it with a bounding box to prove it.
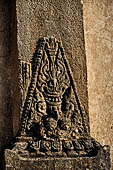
[16,37,100,157]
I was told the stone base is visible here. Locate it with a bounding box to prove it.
[5,145,111,170]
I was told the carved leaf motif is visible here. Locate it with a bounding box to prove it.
[18,37,95,156]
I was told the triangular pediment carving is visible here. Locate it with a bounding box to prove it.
[17,37,100,157]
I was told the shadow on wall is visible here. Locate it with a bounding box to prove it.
[0,0,19,169]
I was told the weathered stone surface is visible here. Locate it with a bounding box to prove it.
[16,0,89,133]
[0,1,13,169]
[0,1,19,169]
[83,0,113,167]
[5,146,111,170]
[16,37,94,157]
[4,0,112,169]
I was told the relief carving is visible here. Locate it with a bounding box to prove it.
[16,37,100,157]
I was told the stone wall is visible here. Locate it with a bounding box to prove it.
[0,0,112,169]
[0,1,12,168]
[83,0,113,166]
[16,0,89,133]
[0,1,19,169]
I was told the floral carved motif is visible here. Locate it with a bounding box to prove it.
[17,37,100,157]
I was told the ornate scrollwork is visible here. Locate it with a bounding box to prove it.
[17,37,100,157]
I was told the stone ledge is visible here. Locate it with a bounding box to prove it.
[5,145,111,170]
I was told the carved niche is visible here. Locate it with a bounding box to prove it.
[17,37,100,157]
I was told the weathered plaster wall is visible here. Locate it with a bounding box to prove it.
[83,0,113,166]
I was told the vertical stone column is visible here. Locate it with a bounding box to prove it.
[0,0,13,163]
[4,1,111,169]
[16,0,89,133]
[0,0,19,168]
[83,0,113,166]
